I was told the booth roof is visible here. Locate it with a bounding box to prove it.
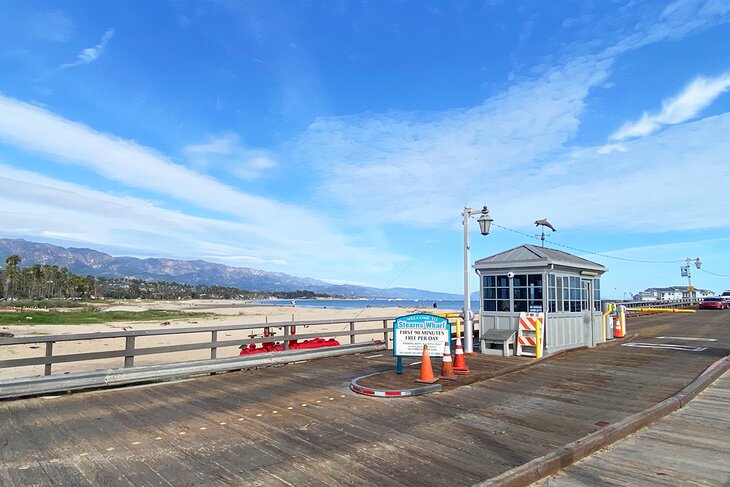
[474,244,606,273]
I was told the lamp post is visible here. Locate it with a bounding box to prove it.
[462,205,492,353]
[682,257,702,302]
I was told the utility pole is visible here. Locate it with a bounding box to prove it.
[682,257,702,302]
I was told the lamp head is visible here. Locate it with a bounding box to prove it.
[477,207,492,236]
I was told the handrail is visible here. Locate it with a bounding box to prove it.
[0,315,400,379]
[0,315,398,346]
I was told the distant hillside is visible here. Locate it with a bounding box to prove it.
[0,238,461,300]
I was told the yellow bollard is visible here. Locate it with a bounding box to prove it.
[536,318,542,359]
[601,303,614,342]
[455,318,462,339]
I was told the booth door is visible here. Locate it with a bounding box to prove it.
[581,279,596,346]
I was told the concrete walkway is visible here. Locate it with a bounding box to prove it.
[533,370,730,486]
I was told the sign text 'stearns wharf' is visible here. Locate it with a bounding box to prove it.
[393,313,451,357]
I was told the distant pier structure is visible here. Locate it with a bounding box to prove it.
[475,245,607,354]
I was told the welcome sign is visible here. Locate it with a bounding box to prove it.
[393,313,451,357]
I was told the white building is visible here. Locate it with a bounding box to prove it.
[633,286,714,301]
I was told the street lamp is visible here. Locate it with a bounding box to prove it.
[681,257,702,301]
[462,205,492,353]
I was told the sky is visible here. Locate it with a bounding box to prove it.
[1,0,729,299]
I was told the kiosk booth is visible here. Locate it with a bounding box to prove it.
[475,244,607,355]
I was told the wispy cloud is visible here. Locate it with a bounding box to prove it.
[294,56,612,227]
[183,134,276,180]
[611,73,730,141]
[0,97,403,278]
[59,28,114,71]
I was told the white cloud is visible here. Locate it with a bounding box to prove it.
[182,133,276,180]
[0,162,402,277]
[597,143,626,155]
[499,112,730,232]
[59,28,114,70]
[288,3,730,234]
[293,56,612,227]
[0,97,403,278]
[611,73,730,141]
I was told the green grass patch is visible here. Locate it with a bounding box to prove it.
[0,310,212,326]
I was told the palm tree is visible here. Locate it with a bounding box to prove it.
[3,255,20,299]
[31,264,43,299]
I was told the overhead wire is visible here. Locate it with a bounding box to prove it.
[698,268,730,277]
[345,215,463,323]
[492,223,687,264]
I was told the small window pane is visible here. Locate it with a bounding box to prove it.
[513,274,527,287]
[514,288,527,300]
[497,275,509,287]
[485,300,496,311]
[530,287,543,300]
[497,300,510,312]
[497,288,510,300]
[485,288,496,299]
[514,300,528,312]
[484,275,495,287]
[528,274,543,287]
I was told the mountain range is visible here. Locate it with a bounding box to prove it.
[0,238,462,300]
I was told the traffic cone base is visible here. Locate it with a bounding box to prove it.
[453,338,470,375]
[415,344,439,384]
[439,342,457,380]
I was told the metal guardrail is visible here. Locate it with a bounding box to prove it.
[0,316,395,377]
[615,299,698,309]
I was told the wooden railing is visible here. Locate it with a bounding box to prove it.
[0,316,394,377]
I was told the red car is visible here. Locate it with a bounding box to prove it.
[698,297,728,310]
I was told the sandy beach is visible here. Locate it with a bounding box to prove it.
[0,300,457,380]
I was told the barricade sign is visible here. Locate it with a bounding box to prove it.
[516,312,544,358]
[393,313,451,358]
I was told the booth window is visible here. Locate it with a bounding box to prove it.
[593,278,601,310]
[513,274,543,312]
[548,274,556,312]
[483,274,510,312]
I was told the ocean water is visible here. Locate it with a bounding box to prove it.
[252,298,480,311]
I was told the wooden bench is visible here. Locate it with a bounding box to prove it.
[480,329,516,357]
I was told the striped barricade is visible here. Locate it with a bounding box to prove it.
[516,312,544,358]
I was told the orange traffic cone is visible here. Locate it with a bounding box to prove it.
[415,344,438,383]
[453,338,470,375]
[439,342,457,380]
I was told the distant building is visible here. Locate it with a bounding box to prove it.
[633,286,714,301]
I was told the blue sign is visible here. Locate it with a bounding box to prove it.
[393,313,451,357]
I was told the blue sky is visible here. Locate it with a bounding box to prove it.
[1,0,729,298]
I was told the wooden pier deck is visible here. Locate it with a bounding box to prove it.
[1,311,729,486]
[534,369,730,486]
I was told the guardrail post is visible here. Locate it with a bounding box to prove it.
[211,331,218,359]
[349,321,355,344]
[283,325,290,350]
[383,320,389,347]
[124,336,135,368]
[44,342,54,376]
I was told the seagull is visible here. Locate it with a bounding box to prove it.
[534,219,556,232]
